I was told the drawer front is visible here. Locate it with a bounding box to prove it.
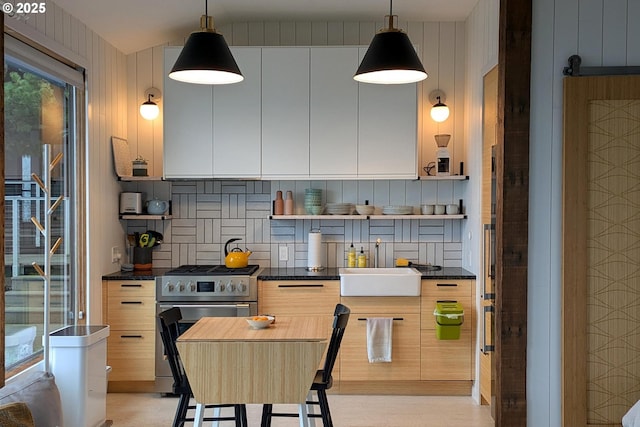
[340,297,420,314]
[107,330,155,381]
[340,313,420,381]
[421,279,472,299]
[420,329,472,380]
[421,296,472,330]
[107,296,156,330]
[259,280,340,316]
[108,280,155,298]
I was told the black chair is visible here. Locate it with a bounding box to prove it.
[261,303,351,427]
[158,307,247,427]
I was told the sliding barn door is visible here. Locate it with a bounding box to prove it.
[563,75,640,426]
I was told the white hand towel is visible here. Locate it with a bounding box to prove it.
[367,318,393,363]
[623,399,640,427]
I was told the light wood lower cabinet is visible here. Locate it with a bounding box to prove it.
[420,279,475,382]
[340,297,420,382]
[102,279,156,383]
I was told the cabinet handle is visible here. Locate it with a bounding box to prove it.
[120,284,143,287]
[436,283,458,287]
[277,284,324,288]
[120,301,143,305]
[357,317,404,321]
[120,335,143,339]
[482,305,495,353]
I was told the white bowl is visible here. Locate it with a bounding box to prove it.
[246,316,275,329]
[434,204,446,215]
[355,205,374,215]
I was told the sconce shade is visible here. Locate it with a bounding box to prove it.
[139,94,160,120]
[169,31,243,85]
[354,30,427,84]
[430,96,450,122]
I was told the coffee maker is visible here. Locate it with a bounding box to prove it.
[435,134,451,176]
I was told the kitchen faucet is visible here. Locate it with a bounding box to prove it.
[374,238,381,268]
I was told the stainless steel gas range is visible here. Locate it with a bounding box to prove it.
[155,264,260,393]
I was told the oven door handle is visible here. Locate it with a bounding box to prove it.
[166,303,250,310]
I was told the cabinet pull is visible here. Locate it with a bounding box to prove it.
[120,335,143,339]
[357,317,404,321]
[482,305,495,353]
[120,301,143,305]
[120,284,143,288]
[436,283,458,287]
[277,284,324,288]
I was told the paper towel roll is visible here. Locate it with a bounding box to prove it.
[307,229,324,271]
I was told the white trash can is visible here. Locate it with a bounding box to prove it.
[50,325,110,427]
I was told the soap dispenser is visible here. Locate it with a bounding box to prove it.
[347,243,356,268]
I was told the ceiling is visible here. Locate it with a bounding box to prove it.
[51,0,478,55]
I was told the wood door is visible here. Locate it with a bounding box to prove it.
[563,75,640,426]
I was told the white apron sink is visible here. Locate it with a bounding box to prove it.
[339,267,422,296]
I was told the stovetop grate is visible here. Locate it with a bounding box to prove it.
[164,264,260,276]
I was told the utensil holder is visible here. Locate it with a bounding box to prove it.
[133,247,153,270]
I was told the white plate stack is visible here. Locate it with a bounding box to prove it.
[325,203,353,215]
[382,205,414,215]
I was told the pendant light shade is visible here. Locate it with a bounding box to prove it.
[354,1,427,84]
[169,6,243,85]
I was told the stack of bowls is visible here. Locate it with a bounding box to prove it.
[304,188,323,215]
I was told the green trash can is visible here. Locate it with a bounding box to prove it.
[434,301,464,340]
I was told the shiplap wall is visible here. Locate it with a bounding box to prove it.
[126,20,467,178]
[529,1,640,426]
[5,3,128,324]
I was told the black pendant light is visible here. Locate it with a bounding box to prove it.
[169,0,243,85]
[354,0,427,84]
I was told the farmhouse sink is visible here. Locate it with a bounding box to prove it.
[339,267,422,296]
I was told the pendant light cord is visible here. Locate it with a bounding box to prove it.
[389,0,393,16]
[205,0,208,16]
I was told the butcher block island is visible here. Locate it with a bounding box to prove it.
[257,267,475,395]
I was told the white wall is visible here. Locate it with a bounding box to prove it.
[530,0,640,426]
[5,4,129,323]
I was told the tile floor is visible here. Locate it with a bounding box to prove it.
[106,392,495,426]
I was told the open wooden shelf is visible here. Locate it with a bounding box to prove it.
[269,214,466,220]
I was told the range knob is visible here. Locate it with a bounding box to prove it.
[188,281,196,292]
[237,280,247,293]
[165,281,174,292]
[217,282,226,293]
[226,280,236,292]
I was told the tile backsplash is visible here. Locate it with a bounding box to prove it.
[124,179,466,269]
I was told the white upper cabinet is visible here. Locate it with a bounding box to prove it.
[163,47,213,178]
[261,48,310,178]
[309,47,359,178]
[163,46,417,180]
[357,50,418,179]
[213,47,262,178]
[163,47,262,179]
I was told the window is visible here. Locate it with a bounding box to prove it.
[3,35,85,372]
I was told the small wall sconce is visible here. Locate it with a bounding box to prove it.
[139,87,161,120]
[429,90,450,123]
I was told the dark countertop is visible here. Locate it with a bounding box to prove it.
[102,268,170,280]
[258,266,475,280]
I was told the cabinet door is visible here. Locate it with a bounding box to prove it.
[309,47,359,178]
[357,48,418,179]
[341,313,420,381]
[261,47,310,178]
[213,47,262,178]
[163,47,214,178]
